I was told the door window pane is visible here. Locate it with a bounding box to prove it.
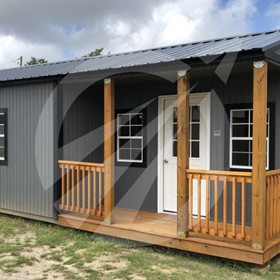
[192,106,200,122]
[191,124,199,140]
[190,106,200,158]
[191,142,199,158]
[173,141,177,157]
[172,105,200,159]
[0,137,4,147]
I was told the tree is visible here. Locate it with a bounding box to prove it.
[25,57,48,66]
[83,48,103,58]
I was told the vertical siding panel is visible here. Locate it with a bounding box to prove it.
[38,83,43,216]
[0,81,55,218]
[269,70,280,169]
[15,85,19,212]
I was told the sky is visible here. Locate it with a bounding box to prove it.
[0,0,279,69]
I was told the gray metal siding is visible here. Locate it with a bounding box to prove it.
[62,81,104,163]
[61,77,175,212]
[115,80,174,212]
[0,82,55,218]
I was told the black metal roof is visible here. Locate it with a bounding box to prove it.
[1,29,280,82]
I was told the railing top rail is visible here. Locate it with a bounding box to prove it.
[58,160,104,168]
[266,169,280,176]
[186,169,252,177]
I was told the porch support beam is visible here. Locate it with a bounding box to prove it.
[177,70,190,238]
[252,61,268,250]
[104,78,115,225]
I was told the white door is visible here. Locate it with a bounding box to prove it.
[162,93,210,213]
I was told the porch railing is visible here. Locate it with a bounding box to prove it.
[186,169,252,241]
[58,160,105,219]
[266,169,280,240]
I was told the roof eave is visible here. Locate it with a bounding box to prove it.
[264,50,280,66]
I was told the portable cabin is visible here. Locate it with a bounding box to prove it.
[1,30,280,265]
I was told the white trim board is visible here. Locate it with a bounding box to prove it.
[157,92,211,213]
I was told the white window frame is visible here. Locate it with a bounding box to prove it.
[117,112,144,163]
[230,108,269,170]
[0,111,6,162]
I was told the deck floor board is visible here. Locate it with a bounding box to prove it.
[58,208,280,265]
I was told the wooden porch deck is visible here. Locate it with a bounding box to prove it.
[58,208,280,265]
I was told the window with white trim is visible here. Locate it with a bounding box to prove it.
[117,113,143,163]
[0,109,7,164]
[230,108,269,169]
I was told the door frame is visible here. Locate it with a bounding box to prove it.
[157,92,211,213]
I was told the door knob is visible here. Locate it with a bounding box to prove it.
[164,159,168,164]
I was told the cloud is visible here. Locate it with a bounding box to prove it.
[267,2,280,16]
[266,2,280,28]
[101,0,257,51]
[0,35,65,68]
[0,0,257,69]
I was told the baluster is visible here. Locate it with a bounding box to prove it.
[61,165,65,209]
[223,176,227,237]
[101,167,104,216]
[232,177,236,238]
[241,178,246,240]
[76,166,80,212]
[66,165,70,210]
[270,176,274,238]
[71,165,75,211]
[214,176,218,235]
[197,175,201,233]
[92,167,96,215]
[205,175,210,234]
[87,167,91,214]
[82,166,86,213]
[189,174,193,230]
[98,167,102,216]
[266,177,270,240]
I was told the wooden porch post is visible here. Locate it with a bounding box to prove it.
[251,61,268,250]
[104,78,115,224]
[177,70,190,238]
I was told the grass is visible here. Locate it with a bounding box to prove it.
[0,213,280,279]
